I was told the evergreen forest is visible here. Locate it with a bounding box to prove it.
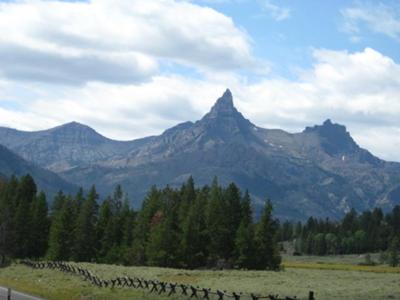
[0,175,281,270]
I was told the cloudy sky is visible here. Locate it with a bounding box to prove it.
[1,0,400,161]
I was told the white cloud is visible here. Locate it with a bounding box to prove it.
[0,76,230,139]
[0,1,399,164]
[0,80,9,97]
[342,2,400,41]
[0,0,255,84]
[259,0,291,21]
[238,47,400,161]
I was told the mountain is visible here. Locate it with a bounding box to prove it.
[0,144,77,197]
[0,89,399,219]
[0,122,152,172]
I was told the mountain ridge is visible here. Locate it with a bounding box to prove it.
[0,90,399,219]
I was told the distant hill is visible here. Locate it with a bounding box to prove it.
[0,144,77,198]
[1,89,400,219]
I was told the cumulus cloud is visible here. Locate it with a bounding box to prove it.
[238,47,400,161]
[0,0,255,85]
[1,48,400,161]
[0,76,230,139]
[0,44,156,85]
[342,2,400,41]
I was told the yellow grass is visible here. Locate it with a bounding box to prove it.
[283,261,400,273]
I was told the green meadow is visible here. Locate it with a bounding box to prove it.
[1,256,400,300]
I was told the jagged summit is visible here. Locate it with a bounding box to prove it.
[202,89,246,120]
[304,119,358,156]
[214,88,234,108]
[207,89,237,117]
[304,119,348,134]
[198,89,254,139]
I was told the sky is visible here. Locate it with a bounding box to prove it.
[0,0,400,161]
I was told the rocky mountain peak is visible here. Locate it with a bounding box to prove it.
[197,89,254,140]
[304,119,358,156]
[46,121,110,145]
[207,89,236,117]
[53,121,94,132]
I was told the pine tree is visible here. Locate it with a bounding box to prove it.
[0,176,18,262]
[205,178,229,262]
[146,189,180,268]
[119,199,135,265]
[111,185,124,246]
[72,185,99,262]
[224,183,242,258]
[181,190,208,268]
[130,186,162,265]
[51,191,66,219]
[388,206,400,238]
[388,237,399,267]
[47,196,75,260]
[178,176,196,225]
[97,199,113,260]
[29,192,49,258]
[254,200,281,270]
[234,191,256,268]
[120,199,134,247]
[72,188,85,216]
[14,175,37,258]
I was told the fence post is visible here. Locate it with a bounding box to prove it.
[308,291,315,300]
[7,288,11,300]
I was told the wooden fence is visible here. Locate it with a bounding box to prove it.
[20,260,315,300]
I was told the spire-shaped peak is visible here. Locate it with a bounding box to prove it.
[198,89,254,135]
[221,88,233,103]
[209,89,235,116]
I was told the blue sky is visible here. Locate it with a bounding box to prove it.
[0,0,400,160]
[196,0,400,77]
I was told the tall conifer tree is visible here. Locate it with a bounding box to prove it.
[255,200,281,270]
[72,185,99,262]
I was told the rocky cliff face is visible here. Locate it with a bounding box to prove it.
[0,90,399,219]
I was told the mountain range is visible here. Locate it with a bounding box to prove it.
[0,89,399,219]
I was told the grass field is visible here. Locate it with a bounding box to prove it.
[0,255,400,300]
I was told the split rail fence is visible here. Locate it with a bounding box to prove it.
[21,260,315,300]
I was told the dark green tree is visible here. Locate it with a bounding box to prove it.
[146,188,180,267]
[181,189,208,268]
[254,200,281,270]
[14,175,37,258]
[0,176,18,262]
[388,237,399,267]
[234,191,256,268]
[97,199,113,260]
[205,178,229,261]
[72,185,99,262]
[130,186,162,265]
[29,192,49,258]
[47,196,75,260]
[224,183,242,258]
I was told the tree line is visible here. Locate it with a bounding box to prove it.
[0,175,281,270]
[277,207,400,266]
